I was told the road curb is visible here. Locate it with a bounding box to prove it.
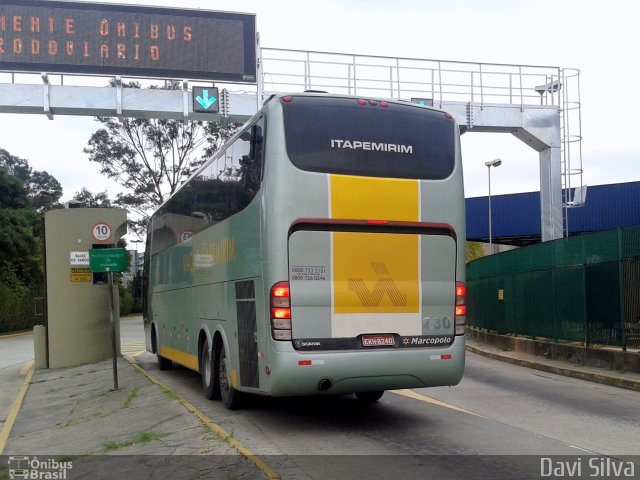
[124,355,280,480]
[466,344,640,392]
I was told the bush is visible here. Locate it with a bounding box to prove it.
[0,282,34,333]
[119,283,134,316]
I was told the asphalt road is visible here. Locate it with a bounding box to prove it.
[133,343,640,478]
[134,350,640,451]
[0,333,34,431]
[2,318,639,479]
[0,334,33,371]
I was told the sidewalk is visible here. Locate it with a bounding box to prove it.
[0,357,267,479]
[466,338,640,392]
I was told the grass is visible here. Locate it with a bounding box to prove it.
[123,386,139,409]
[101,431,168,452]
[162,387,180,401]
[60,386,140,427]
[55,456,77,463]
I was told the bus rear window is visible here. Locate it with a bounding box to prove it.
[282,96,455,180]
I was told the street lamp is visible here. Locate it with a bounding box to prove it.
[131,239,143,303]
[485,159,502,254]
[131,240,143,275]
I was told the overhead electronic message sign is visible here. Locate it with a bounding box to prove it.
[0,0,256,82]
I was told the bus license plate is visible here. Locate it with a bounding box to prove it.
[362,334,395,347]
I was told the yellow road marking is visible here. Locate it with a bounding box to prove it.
[392,389,486,418]
[20,360,34,375]
[0,364,34,454]
[124,356,280,480]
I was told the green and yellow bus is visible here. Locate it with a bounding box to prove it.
[144,93,466,409]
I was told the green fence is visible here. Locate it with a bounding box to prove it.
[467,226,640,349]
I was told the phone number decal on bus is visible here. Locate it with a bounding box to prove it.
[291,266,326,281]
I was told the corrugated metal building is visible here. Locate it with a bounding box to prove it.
[466,181,640,245]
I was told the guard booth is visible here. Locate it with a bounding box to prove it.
[35,207,127,369]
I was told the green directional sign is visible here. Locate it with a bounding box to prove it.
[193,87,220,113]
[410,97,434,107]
[89,248,129,273]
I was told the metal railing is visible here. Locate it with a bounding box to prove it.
[261,48,564,108]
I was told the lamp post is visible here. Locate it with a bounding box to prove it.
[131,240,142,274]
[484,159,502,254]
[131,240,143,302]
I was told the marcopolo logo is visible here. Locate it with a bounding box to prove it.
[7,456,73,480]
[401,335,453,347]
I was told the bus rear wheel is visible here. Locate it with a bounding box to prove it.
[153,328,172,371]
[218,346,242,410]
[201,342,221,400]
[355,391,384,402]
[157,354,172,371]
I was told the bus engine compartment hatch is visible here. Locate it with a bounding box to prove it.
[288,227,457,350]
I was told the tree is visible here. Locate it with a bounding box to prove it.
[0,165,45,332]
[72,188,113,208]
[0,167,43,283]
[83,81,239,234]
[0,148,63,211]
[466,241,485,263]
[0,167,28,209]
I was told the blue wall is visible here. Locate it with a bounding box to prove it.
[466,181,640,242]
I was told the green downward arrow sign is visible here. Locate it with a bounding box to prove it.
[196,89,217,109]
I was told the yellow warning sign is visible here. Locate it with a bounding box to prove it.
[70,267,92,282]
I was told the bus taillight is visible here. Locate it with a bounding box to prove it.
[271,281,292,340]
[455,281,466,335]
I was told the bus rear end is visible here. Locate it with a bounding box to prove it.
[263,94,465,397]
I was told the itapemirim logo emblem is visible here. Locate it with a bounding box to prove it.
[7,456,73,479]
[347,262,408,307]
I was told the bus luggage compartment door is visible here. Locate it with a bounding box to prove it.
[288,227,457,351]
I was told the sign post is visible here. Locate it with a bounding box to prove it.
[89,248,128,390]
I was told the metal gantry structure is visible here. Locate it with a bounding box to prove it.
[0,46,583,242]
[259,48,583,242]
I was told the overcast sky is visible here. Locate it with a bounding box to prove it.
[0,0,638,203]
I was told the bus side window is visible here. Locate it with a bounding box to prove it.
[250,122,264,165]
[242,119,264,194]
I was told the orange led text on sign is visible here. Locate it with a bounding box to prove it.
[0,13,193,61]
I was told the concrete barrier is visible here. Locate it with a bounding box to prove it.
[468,328,640,374]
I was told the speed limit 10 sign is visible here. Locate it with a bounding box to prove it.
[92,222,112,242]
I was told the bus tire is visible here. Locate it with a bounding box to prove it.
[200,342,221,400]
[355,391,384,402]
[218,345,242,410]
[157,353,172,371]
[152,327,172,371]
